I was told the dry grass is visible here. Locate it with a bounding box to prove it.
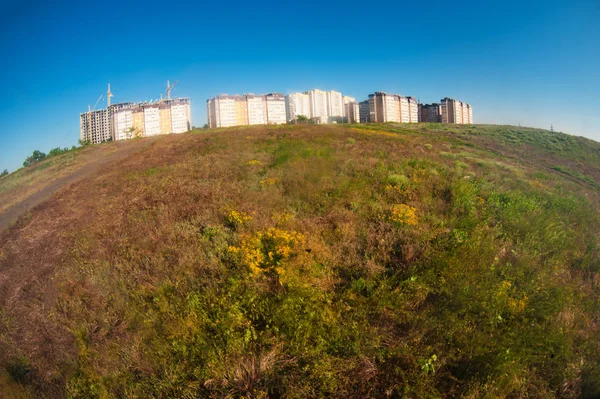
[0,124,599,398]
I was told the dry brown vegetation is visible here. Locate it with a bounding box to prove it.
[0,123,599,398]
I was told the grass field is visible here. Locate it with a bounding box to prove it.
[0,123,599,398]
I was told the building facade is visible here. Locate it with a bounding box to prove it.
[326,90,344,118]
[80,102,135,144]
[440,98,473,124]
[346,102,360,123]
[359,100,370,123]
[207,93,288,128]
[419,103,442,122]
[368,92,419,124]
[306,89,328,120]
[285,92,311,122]
[265,93,287,124]
[407,97,419,123]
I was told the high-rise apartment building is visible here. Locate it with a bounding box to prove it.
[207,93,287,128]
[246,94,266,125]
[440,98,473,124]
[359,100,370,123]
[326,90,344,118]
[80,109,111,144]
[109,98,191,140]
[369,92,399,123]
[407,97,419,123]
[368,92,419,124]
[82,97,191,144]
[207,95,237,128]
[265,93,287,124]
[346,102,360,123]
[306,89,328,120]
[170,98,192,133]
[343,95,356,121]
[285,92,311,121]
[419,103,442,122]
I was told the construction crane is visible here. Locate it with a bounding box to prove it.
[107,83,114,106]
[166,80,178,100]
[88,94,104,112]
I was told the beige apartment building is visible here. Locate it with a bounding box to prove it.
[440,97,473,124]
[207,93,287,128]
[346,102,360,123]
[368,92,419,123]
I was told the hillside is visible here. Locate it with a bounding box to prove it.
[0,123,599,398]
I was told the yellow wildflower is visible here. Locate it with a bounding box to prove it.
[228,228,304,280]
[224,210,252,229]
[260,178,277,186]
[389,204,418,226]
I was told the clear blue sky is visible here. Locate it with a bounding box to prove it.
[1,0,598,172]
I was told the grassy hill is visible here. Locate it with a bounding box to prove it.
[0,123,599,398]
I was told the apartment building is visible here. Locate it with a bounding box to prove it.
[369,92,400,123]
[367,92,420,124]
[265,93,287,124]
[343,95,356,121]
[80,109,110,144]
[207,95,237,128]
[246,94,266,125]
[286,92,311,121]
[80,102,134,144]
[407,97,419,123]
[207,93,287,128]
[82,98,191,144]
[326,90,344,118]
[306,89,328,120]
[170,98,192,133]
[346,102,360,123]
[440,97,473,124]
[359,100,370,123]
[419,103,442,122]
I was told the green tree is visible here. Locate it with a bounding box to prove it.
[48,147,69,157]
[0,169,8,177]
[296,115,309,124]
[23,150,47,167]
[203,123,210,129]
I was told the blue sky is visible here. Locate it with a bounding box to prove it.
[0,0,598,172]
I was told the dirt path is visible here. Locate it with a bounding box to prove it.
[0,139,152,231]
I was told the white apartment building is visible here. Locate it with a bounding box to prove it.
[207,93,287,127]
[347,102,360,123]
[326,90,344,118]
[407,97,419,123]
[143,105,161,136]
[265,93,287,124]
[343,95,356,119]
[286,92,311,121]
[171,99,191,133]
[113,109,133,141]
[208,95,237,128]
[306,89,328,119]
[399,96,409,123]
[246,95,266,125]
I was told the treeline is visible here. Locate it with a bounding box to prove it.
[22,146,80,167]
